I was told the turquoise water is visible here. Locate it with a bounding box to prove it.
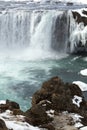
[0,54,87,111]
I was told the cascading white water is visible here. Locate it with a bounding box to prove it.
[0,10,31,50]
[0,9,68,59]
[0,8,87,58]
[27,11,66,59]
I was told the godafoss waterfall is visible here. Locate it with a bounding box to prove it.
[0,1,87,113]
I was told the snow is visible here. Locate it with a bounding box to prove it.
[75,122,83,128]
[72,95,82,107]
[80,127,87,130]
[0,110,40,130]
[71,113,83,128]
[0,100,6,104]
[46,109,54,118]
[73,81,87,91]
[80,69,87,76]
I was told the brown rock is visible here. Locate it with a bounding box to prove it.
[26,76,87,127]
[25,103,53,126]
[6,100,20,110]
[13,109,24,115]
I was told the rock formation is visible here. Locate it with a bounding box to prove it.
[24,77,87,129]
[0,76,87,130]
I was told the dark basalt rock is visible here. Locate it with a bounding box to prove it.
[0,100,20,113]
[25,76,87,127]
[25,102,53,126]
[0,119,8,130]
[31,76,83,113]
[72,11,87,26]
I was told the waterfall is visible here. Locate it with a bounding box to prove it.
[0,8,87,59]
[0,10,31,50]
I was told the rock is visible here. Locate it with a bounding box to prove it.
[72,11,87,26]
[0,100,20,113]
[32,76,85,113]
[52,113,78,130]
[0,119,8,130]
[26,76,87,127]
[82,10,87,15]
[6,100,20,110]
[25,103,53,126]
[40,123,55,130]
[13,109,24,115]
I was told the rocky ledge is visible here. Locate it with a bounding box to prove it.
[0,76,87,130]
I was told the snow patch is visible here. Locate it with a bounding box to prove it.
[73,81,87,91]
[80,126,87,130]
[71,113,83,128]
[0,100,6,104]
[46,109,54,118]
[72,95,82,107]
[80,69,87,76]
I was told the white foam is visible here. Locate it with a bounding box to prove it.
[73,81,87,91]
